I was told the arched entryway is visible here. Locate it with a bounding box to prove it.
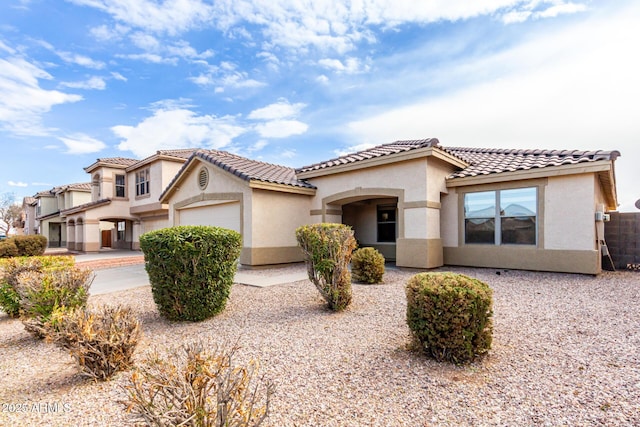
[322,188,404,261]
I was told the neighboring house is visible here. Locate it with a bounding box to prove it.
[31,183,92,247]
[62,149,195,251]
[21,197,36,235]
[160,139,619,274]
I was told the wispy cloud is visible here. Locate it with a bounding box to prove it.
[8,181,28,187]
[112,103,246,158]
[58,134,107,154]
[248,99,306,120]
[60,76,107,90]
[0,56,82,136]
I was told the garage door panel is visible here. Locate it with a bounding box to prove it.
[177,203,240,232]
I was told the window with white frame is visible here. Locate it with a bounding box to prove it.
[117,221,126,241]
[136,168,150,196]
[464,187,537,245]
[115,174,126,198]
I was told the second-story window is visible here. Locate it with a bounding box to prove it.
[115,174,126,198]
[136,168,150,196]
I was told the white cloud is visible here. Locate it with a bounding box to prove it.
[0,40,16,54]
[90,23,130,42]
[58,134,107,154]
[347,1,640,211]
[69,0,214,36]
[112,106,247,158]
[0,56,83,135]
[57,51,105,69]
[254,120,308,138]
[110,71,127,81]
[318,57,368,74]
[60,76,107,90]
[117,52,177,64]
[316,74,329,84]
[8,181,28,187]
[248,99,306,120]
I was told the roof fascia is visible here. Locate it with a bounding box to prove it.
[297,147,467,179]
[249,180,316,195]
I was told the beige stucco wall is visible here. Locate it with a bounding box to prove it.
[305,157,456,269]
[442,173,603,274]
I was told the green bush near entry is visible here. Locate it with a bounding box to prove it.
[406,272,493,364]
[295,223,357,311]
[140,226,242,322]
[351,247,385,284]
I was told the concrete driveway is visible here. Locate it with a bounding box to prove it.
[90,263,150,295]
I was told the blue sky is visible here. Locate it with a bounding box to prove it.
[1,0,638,211]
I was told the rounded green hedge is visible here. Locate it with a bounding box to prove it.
[406,272,493,364]
[351,247,385,284]
[140,226,242,322]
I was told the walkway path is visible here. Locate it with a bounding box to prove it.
[42,249,309,294]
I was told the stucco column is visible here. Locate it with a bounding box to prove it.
[66,221,75,251]
[83,219,100,252]
[396,203,443,269]
[131,220,141,251]
[75,221,84,251]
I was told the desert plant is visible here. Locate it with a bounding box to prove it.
[0,239,18,258]
[351,247,385,284]
[406,272,493,364]
[295,223,357,311]
[140,226,242,321]
[17,266,93,338]
[48,305,141,380]
[11,235,47,256]
[123,341,274,427]
[0,256,75,317]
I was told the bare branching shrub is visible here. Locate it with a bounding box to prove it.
[295,223,357,311]
[17,266,93,338]
[123,341,274,427]
[48,306,141,380]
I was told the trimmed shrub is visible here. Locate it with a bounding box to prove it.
[17,266,93,338]
[0,256,75,317]
[295,223,357,311]
[140,226,242,322]
[11,235,48,257]
[0,239,18,258]
[406,272,493,364]
[123,341,273,427]
[49,306,141,381]
[351,247,385,284]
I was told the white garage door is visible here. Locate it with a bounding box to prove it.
[177,202,241,232]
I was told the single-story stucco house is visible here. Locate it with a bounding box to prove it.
[159,139,619,275]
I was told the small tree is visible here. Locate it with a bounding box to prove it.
[0,193,21,236]
[295,223,357,311]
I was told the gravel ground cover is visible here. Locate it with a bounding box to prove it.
[1,265,639,426]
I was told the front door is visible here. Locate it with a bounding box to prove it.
[101,230,112,248]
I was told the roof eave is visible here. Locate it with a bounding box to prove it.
[446,160,614,188]
[297,146,466,179]
[249,180,316,195]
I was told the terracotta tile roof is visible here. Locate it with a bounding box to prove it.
[194,150,315,189]
[57,182,92,192]
[22,197,36,205]
[296,138,440,173]
[445,147,621,179]
[157,149,198,159]
[60,198,111,215]
[84,157,138,172]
